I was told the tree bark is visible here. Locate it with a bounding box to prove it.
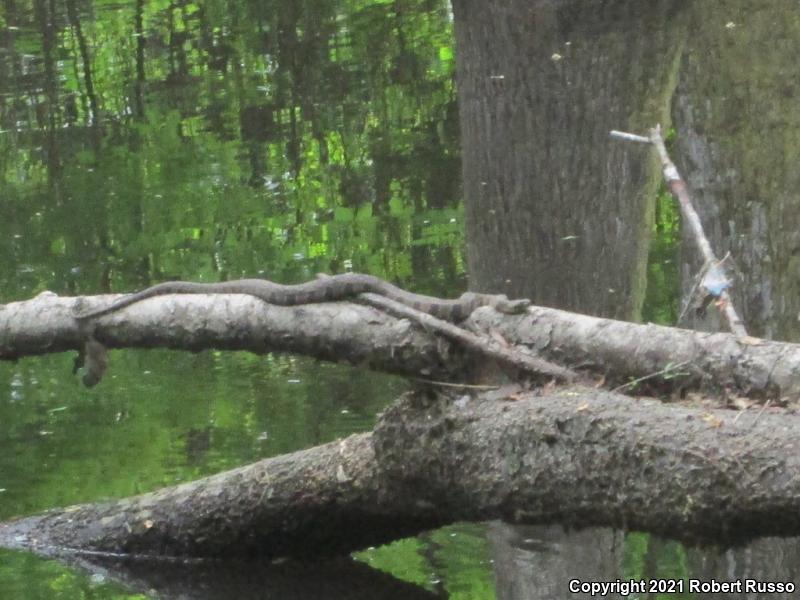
[0,291,473,382]
[472,306,800,400]
[3,292,800,398]
[454,0,688,321]
[4,387,800,558]
[672,0,800,340]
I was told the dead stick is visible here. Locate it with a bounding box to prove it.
[356,292,577,383]
[611,127,748,338]
[648,126,747,338]
[610,130,650,144]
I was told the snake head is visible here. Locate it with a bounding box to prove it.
[477,293,530,314]
[459,292,531,316]
[493,296,531,314]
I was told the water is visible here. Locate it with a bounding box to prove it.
[0,0,487,595]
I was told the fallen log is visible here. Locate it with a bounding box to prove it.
[1,288,577,386]
[2,291,800,398]
[3,387,800,558]
[0,291,476,382]
[472,306,800,401]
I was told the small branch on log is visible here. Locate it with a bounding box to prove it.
[5,387,800,559]
[610,359,691,393]
[356,292,576,383]
[611,125,748,338]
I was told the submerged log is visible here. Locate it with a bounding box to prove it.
[3,387,800,558]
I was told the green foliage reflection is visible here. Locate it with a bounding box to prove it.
[0,0,466,596]
[643,189,681,325]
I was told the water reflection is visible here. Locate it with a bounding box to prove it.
[0,0,463,300]
[490,524,800,600]
[0,550,438,600]
[0,0,468,595]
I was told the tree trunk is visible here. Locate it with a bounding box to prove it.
[454,0,688,320]
[672,0,800,340]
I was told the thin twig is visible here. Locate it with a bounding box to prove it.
[677,262,712,324]
[409,377,500,390]
[750,398,772,429]
[611,360,691,393]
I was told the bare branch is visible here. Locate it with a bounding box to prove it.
[611,126,747,338]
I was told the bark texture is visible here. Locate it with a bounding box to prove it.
[374,388,800,545]
[0,292,470,381]
[454,0,687,320]
[471,306,800,400]
[3,292,800,398]
[672,1,800,340]
[4,387,800,558]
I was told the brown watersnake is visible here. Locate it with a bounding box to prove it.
[73,273,531,323]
